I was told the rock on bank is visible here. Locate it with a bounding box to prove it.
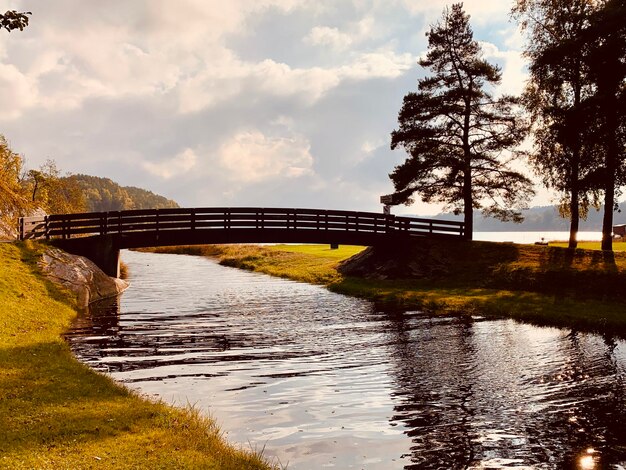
[39,247,128,307]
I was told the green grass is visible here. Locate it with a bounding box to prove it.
[139,245,365,285]
[143,242,626,336]
[268,244,366,260]
[550,241,626,251]
[0,241,275,470]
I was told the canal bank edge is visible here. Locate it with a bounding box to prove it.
[140,241,626,337]
[0,241,275,469]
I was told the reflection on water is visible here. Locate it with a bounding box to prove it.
[66,250,626,469]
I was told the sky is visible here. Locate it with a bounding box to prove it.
[0,0,541,215]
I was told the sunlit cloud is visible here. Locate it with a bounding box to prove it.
[479,41,527,96]
[218,130,314,183]
[0,0,548,213]
[142,148,198,180]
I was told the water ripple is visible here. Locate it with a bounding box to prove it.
[66,250,626,469]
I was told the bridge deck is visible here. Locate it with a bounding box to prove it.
[19,208,464,277]
[19,207,465,244]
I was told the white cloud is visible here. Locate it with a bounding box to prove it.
[306,26,354,50]
[399,0,511,22]
[361,139,385,155]
[0,0,536,215]
[1,1,311,116]
[340,50,415,79]
[0,63,37,119]
[177,48,415,113]
[305,14,376,51]
[218,130,314,182]
[1,1,418,118]
[142,148,198,179]
[479,41,527,96]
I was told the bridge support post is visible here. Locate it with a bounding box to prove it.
[53,234,121,278]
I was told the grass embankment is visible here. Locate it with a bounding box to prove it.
[144,242,626,336]
[0,242,274,470]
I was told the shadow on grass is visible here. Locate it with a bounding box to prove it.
[589,249,617,271]
[541,246,617,272]
[0,339,273,469]
[0,339,137,456]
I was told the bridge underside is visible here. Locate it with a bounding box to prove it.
[54,228,431,277]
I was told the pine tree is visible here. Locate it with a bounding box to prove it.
[390,4,532,240]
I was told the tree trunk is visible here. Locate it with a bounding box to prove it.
[601,105,618,252]
[31,180,39,202]
[463,166,473,241]
[569,71,582,250]
[602,181,615,251]
[462,89,473,241]
[569,189,579,249]
[464,204,473,241]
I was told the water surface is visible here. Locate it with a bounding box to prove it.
[67,250,626,469]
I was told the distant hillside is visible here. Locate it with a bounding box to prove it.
[428,202,626,231]
[72,175,179,212]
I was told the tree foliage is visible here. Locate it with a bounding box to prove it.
[0,134,180,239]
[0,141,86,236]
[0,136,32,232]
[0,10,31,33]
[514,0,626,250]
[513,0,601,249]
[584,0,626,250]
[390,3,533,239]
[26,160,87,214]
[72,175,179,212]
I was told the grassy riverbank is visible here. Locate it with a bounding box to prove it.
[0,242,274,470]
[143,242,626,336]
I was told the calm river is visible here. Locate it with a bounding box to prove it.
[66,250,626,469]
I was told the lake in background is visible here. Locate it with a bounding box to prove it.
[474,231,602,244]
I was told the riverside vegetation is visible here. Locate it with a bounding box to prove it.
[144,240,626,337]
[0,241,274,470]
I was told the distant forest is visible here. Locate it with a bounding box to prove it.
[432,203,626,232]
[72,175,179,212]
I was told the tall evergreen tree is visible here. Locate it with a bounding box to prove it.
[390,4,532,240]
[513,0,600,249]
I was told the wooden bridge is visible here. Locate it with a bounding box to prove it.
[19,207,465,277]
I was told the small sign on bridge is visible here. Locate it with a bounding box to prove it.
[380,193,402,215]
[380,194,401,205]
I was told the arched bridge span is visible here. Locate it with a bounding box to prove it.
[19,207,465,277]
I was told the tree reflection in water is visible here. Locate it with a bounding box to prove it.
[384,312,626,468]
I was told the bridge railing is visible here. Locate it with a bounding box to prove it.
[19,207,465,240]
